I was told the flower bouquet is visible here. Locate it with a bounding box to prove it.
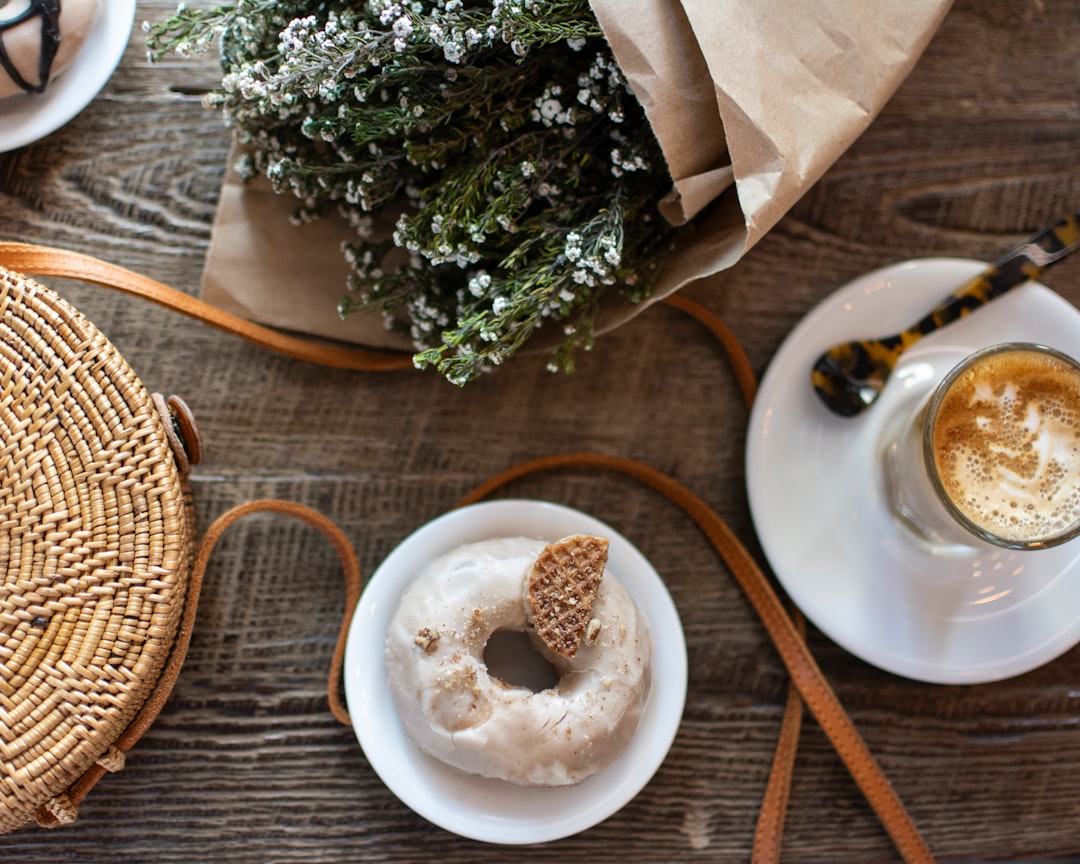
[149,0,950,384]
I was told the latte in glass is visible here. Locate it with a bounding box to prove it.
[925,343,1080,549]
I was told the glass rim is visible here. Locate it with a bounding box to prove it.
[922,342,1080,550]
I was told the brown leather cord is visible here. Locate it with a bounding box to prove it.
[455,453,935,864]
[659,293,803,863]
[5,244,933,860]
[0,242,415,371]
[751,616,806,864]
[187,500,364,728]
[662,293,758,407]
[36,498,364,828]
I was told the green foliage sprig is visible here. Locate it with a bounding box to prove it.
[148,1,675,384]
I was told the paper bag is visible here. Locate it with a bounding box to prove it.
[202,0,952,349]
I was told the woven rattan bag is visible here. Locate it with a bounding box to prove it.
[0,250,385,833]
[0,264,200,831]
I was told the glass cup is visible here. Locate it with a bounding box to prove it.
[883,342,1080,551]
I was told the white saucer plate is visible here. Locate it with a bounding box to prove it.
[343,499,687,844]
[747,258,1080,684]
[0,1,136,153]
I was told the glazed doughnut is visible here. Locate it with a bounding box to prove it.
[385,536,652,786]
[0,0,101,99]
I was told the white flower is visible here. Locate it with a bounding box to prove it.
[468,271,492,297]
[564,233,582,262]
[539,98,561,121]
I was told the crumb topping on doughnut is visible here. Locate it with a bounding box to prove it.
[413,627,440,653]
[526,534,609,657]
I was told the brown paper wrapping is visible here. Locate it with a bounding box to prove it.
[202,170,408,349]
[202,0,952,350]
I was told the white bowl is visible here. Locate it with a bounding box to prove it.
[343,499,687,844]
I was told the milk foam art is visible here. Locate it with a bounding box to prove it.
[926,343,1080,548]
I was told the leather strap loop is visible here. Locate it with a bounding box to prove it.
[188,500,364,728]
[36,498,364,828]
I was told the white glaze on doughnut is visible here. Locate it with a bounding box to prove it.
[0,0,101,99]
[385,537,652,787]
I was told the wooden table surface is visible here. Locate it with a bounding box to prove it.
[3,2,1080,861]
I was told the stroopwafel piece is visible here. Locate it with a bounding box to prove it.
[526,534,609,657]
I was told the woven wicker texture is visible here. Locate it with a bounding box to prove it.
[0,266,191,832]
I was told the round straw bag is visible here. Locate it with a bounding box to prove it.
[0,265,199,832]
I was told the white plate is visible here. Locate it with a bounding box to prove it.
[343,499,687,844]
[0,1,136,153]
[746,258,1080,685]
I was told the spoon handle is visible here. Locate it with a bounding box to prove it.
[897,210,1080,343]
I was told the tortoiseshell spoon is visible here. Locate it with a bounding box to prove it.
[811,210,1080,417]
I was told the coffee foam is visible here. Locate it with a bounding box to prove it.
[930,349,1080,543]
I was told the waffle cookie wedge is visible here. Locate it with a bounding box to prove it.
[526,534,610,657]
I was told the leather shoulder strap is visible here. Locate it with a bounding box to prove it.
[456,453,935,864]
[0,242,414,371]
[8,244,932,860]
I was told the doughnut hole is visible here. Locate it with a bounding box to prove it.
[483,629,559,692]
